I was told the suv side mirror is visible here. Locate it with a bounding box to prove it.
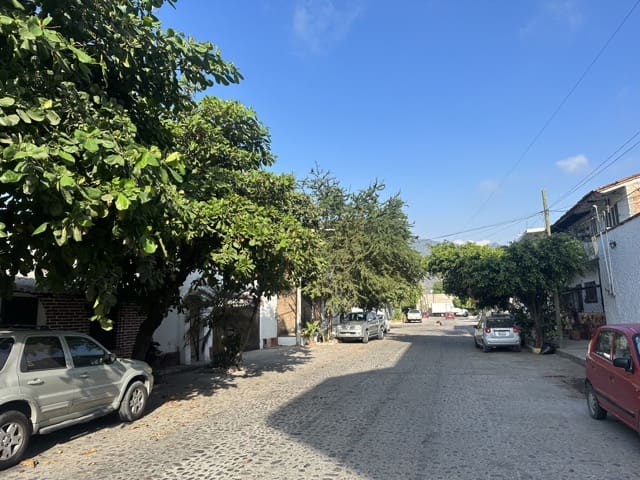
[104,352,117,365]
[613,357,633,372]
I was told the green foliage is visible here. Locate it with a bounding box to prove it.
[0,0,320,358]
[427,241,510,309]
[301,320,322,340]
[426,234,585,346]
[301,168,426,317]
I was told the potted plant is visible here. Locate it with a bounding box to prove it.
[301,320,323,345]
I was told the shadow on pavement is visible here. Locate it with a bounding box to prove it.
[21,346,314,462]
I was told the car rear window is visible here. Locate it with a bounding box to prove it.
[0,337,14,371]
[486,316,514,328]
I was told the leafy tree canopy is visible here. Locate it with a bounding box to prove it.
[302,168,426,315]
[0,0,320,358]
[426,234,585,346]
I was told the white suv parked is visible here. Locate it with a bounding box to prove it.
[0,328,154,470]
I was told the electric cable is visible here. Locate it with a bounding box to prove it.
[465,0,640,226]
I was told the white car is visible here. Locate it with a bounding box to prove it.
[405,309,422,323]
[452,307,469,317]
[473,313,521,352]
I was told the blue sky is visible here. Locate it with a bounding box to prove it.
[158,0,640,244]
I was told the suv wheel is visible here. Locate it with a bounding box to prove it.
[118,381,149,422]
[0,410,32,470]
[586,382,607,420]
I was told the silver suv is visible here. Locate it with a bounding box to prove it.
[0,328,154,470]
[335,311,384,343]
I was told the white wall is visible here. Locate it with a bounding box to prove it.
[259,295,278,349]
[598,216,640,324]
[153,272,212,365]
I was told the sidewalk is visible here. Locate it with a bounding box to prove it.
[555,338,590,366]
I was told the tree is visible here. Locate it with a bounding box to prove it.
[426,241,510,310]
[302,169,426,320]
[0,1,319,358]
[427,235,586,347]
[504,233,585,347]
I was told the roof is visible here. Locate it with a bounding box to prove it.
[552,173,640,231]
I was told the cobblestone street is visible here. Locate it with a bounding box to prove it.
[4,319,640,479]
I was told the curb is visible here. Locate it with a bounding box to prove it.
[555,349,586,367]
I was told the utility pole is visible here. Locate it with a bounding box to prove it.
[542,189,563,348]
[295,279,302,346]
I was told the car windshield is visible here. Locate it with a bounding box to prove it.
[0,337,15,371]
[409,309,420,314]
[486,316,514,328]
[343,312,366,322]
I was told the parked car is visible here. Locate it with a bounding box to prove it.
[585,324,640,434]
[0,328,154,470]
[452,307,469,317]
[473,312,521,352]
[336,311,384,343]
[405,309,422,323]
[377,311,391,333]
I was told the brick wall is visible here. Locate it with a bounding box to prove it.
[38,295,146,358]
[115,303,145,358]
[39,295,92,334]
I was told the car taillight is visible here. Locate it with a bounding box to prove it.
[484,327,491,333]
[512,326,519,333]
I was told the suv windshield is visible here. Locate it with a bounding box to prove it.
[0,337,15,371]
[343,313,366,322]
[486,316,514,328]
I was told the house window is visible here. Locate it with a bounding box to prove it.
[0,296,38,327]
[584,282,598,304]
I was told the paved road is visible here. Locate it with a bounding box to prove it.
[5,319,640,479]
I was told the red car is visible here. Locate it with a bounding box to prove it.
[444,312,455,320]
[585,324,640,432]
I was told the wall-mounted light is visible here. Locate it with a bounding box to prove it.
[609,241,617,249]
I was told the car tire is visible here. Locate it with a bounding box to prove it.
[586,382,607,420]
[0,410,32,471]
[118,380,149,422]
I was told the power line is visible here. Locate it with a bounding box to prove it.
[466,0,640,225]
[550,130,640,208]
[431,211,542,240]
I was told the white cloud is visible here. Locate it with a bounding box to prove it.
[556,154,589,173]
[293,0,363,54]
[453,239,490,246]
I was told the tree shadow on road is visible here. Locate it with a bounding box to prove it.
[18,346,314,465]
